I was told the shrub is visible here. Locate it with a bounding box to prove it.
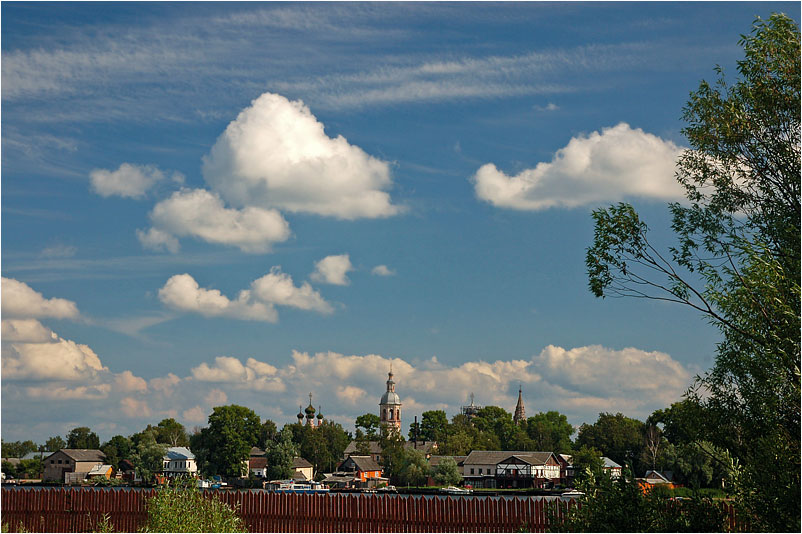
[141,480,246,532]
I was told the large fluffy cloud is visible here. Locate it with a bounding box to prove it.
[158,269,332,322]
[310,254,353,285]
[2,332,107,381]
[158,273,278,322]
[2,277,79,319]
[90,163,181,199]
[191,356,284,392]
[202,92,400,220]
[473,123,686,210]
[139,188,291,253]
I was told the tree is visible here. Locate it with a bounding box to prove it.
[526,411,575,453]
[201,405,261,477]
[472,406,514,449]
[570,445,604,485]
[0,440,38,458]
[355,413,381,439]
[66,427,100,449]
[431,457,462,486]
[257,419,278,450]
[101,435,133,470]
[417,410,449,442]
[130,432,167,483]
[394,448,429,487]
[575,413,645,473]
[265,428,298,480]
[586,14,800,531]
[154,418,189,447]
[45,436,66,452]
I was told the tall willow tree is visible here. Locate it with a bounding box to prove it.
[586,14,800,531]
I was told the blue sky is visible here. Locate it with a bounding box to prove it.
[3,1,797,444]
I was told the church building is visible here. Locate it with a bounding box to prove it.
[379,368,402,433]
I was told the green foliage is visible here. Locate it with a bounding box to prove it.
[1,440,38,458]
[101,435,134,471]
[45,436,66,452]
[526,411,575,453]
[586,14,800,531]
[130,432,167,483]
[196,405,261,477]
[355,413,381,439]
[569,445,604,485]
[394,448,429,487]
[575,413,646,473]
[141,479,246,532]
[550,469,727,532]
[67,427,100,449]
[257,419,278,450]
[265,427,298,480]
[154,418,189,447]
[418,410,449,442]
[431,457,462,486]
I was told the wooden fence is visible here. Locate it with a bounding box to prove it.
[1,487,741,533]
[2,487,563,533]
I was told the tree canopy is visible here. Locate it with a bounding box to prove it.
[586,13,800,531]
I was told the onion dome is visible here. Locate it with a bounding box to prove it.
[296,406,304,421]
[317,406,324,420]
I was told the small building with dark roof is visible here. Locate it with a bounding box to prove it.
[43,449,106,483]
[338,455,382,482]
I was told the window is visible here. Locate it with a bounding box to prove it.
[479,468,483,475]
[470,468,474,475]
[58,459,62,464]
[50,460,54,464]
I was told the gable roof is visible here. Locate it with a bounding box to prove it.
[249,457,267,469]
[292,457,313,469]
[344,440,383,455]
[250,447,266,457]
[643,470,671,483]
[342,455,381,473]
[87,464,112,476]
[602,457,622,469]
[165,447,195,460]
[53,449,106,462]
[497,452,557,466]
[464,450,556,466]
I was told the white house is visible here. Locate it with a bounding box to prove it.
[162,447,198,477]
[462,450,562,489]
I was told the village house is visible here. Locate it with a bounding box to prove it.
[248,447,268,478]
[462,450,562,489]
[43,449,106,483]
[338,455,383,484]
[86,464,114,480]
[602,457,622,479]
[291,457,314,481]
[162,447,198,477]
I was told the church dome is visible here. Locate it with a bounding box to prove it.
[380,390,401,405]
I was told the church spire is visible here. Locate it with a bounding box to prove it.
[513,385,526,425]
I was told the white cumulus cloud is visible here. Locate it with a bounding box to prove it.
[311,254,353,286]
[2,277,79,319]
[90,163,180,199]
[158,268,333,322]
[371,265,395,277]
[114,370,149,393]
[2,335,107,381]
[140,188,291,253]
[473,123,686,210]
[158,273,278,322]
[202,92,401,220]
[1,319,55,343]
[191,356,285,392]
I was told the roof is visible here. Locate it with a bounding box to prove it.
[405,441,437,454]
[344,440,383,455]
[464,450,556,466]
[249,458,267,469]
[428,455,466,467]
[164,447,195,460]
[22,451,51,460]
[52,449,106,462]
[643,470,671,483]
[498,452,556,466]
[380,390,401,405]
[602,457,621,469]
[250,447,266,457]
[342,455,381,473]
[292,457,313,469]
[87,464,112,476]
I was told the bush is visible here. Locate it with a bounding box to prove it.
[141,480,246,532]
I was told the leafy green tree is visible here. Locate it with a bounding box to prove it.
[417,410,449,442]
[585,14,800,531]
[575,413,645,473]
[0,440,38,458]
[570,445,604,485]
[257,419,278,450]
[394,448,429,487]
[431,457,462,486]
[130,432,167,483]
[101,435,134,470]
[44,436,66,452]
[437,428,475,456]
[1,460,18,479]
[266,428,298,480]
[201,405,261,477]
[66,427,100,449]
[155,418,189,447]
[526,411,575,453]
[472,406,514,449]
[355,413,381,439]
